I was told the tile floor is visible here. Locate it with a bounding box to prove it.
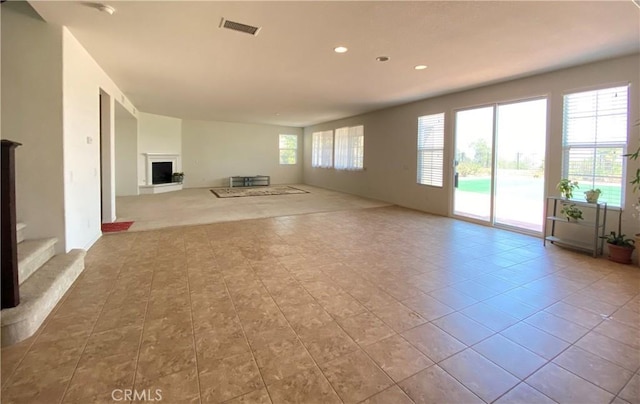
[2,206,639,404]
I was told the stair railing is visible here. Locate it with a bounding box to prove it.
[1,140,22,308]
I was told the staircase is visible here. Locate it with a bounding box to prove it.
[1,223,86,346]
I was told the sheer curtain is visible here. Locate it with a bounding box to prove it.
[312,130,333,168]
[334,125,363,170]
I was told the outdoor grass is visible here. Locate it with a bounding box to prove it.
[458,177,622,206]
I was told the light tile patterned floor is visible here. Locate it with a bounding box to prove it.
[2,206,639,403]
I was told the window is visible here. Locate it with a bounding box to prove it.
[312,130,334,168]
[562,85,628,207]
[417,113,445,187]
[334,125,364,170]
[279,134,298,165]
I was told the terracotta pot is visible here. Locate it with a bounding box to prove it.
[607,243,635,265]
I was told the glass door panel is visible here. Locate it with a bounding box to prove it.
[494,99,547,232]
[453,107,494,222]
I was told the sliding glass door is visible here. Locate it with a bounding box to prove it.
[453,107,494,222]
[494,99,547,232]
[453,98,547,233]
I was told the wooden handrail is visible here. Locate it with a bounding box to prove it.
[1,139,22,308]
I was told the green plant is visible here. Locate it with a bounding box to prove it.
[560,203,583,221]
[172,172,184,183]
[624,118,640,192]
[556,179,579,199]
[600,231,635,248]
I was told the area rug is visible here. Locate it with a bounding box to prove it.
[101,221,134,233]
[211,186,309,198]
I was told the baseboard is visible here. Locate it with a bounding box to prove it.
[82,230,102,251]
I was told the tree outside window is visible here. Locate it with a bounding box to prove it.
[279,134,298,165]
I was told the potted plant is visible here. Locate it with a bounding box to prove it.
[625,118,640,192]
[560,203,583,222]
[584,188,602,203]
[601,231,635,264]
[624,118,640,265]
[557,179,579,199]
[172,172,184,183]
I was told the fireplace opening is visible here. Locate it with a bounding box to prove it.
[152,162,173,184]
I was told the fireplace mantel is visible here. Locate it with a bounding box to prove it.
[139,153,182,194]
[142,153,180,186]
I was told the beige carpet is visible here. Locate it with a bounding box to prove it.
[115,184,390,231]
[210,185,308,198]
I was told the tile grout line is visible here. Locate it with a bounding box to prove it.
[254,256,350,402]
[288,226,636,402]
[184,236,204,404]
[213,250,275,404]
[342,263,490,403]
[127,235,159,402]
[56,239,133,404]
[274,254,411,402]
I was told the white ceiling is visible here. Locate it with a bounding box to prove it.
[30,1,640,127]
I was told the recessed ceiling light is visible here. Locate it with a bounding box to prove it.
[334,46,348,54]
[414,65,428,70]
[98,4,116,15]
[376,56,390,62]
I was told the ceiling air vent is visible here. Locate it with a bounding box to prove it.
[219,18,261,36]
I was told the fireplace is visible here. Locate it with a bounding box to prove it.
[140,153,182,194]
[142,153,180,186]
[152,162,173,184]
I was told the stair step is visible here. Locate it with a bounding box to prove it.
[17,238,57,285]
[16,223,26,244]
[1,249,86,346]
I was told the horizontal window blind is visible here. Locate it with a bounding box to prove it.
[335,125,364,170]
[417,113,445,187]
[562,85,628,207]
[311,130,333,168]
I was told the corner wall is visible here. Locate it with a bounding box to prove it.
[303,54,640,237]
[115,102,138,197]
[181,120,303,188]
[137,112,182,186]
[1,1,66,251]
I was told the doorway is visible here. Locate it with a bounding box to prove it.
[99,90,115,224]
[453,98,548,233]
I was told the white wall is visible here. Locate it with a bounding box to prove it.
[115,102,138,197]
[137,112,182,186]
[304,54,640,238]
[181,120,303,188]
[62,28,137,251]
[1,1,66,251]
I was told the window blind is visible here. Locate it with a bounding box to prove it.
[417,113,445,187]
[334,125,364,170]
[311,130,333,168]
[562,85,628,207]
